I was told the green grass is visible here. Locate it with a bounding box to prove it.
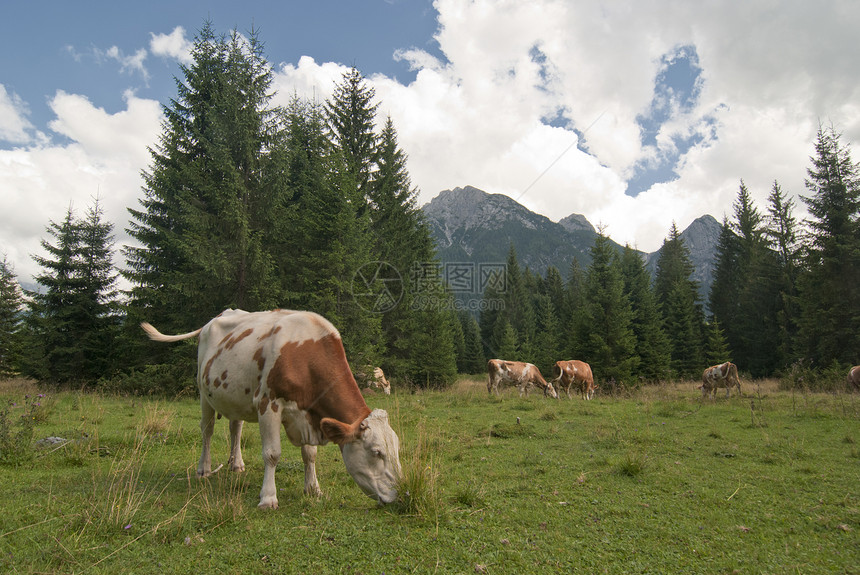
[1,376,858,574]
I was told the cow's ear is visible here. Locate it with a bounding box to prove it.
[321,417,355,445]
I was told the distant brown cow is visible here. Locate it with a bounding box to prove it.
[700,362,741,399]
[552,360,596,400]
[848,366,860,390]
[487,360,558,398]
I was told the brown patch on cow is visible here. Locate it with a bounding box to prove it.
[245,387,251,395]
[258,395,269,416]
[257,325,282,341]
[213,377,221,388]
[202,347,224,387]
[266,333,369,430]
[221,370,228,381]
[226,328,253,350]
[271,401,279,413]
[222,382,228,390]
[253,347,266,372]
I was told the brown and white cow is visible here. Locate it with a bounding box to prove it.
[552,360,596,400]
[371,367,391,395]
[487,359,558,398]
[700,361,741,399]
[141,309,401,509]
[848,366,860,390]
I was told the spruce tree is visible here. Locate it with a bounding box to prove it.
[325,66,379,200]
[125,23,284,336]
[532,294,562,376]
[581,231,637,384]
[0,257,23,376]
[765,181,800,363]
[704,319,732,366]
[619,245,671,382]
[23,201,117,384]
[564,257,587,359]
[369,116,456,384]
[655,223,704,377]
[796,125,860,365]
[458,311,486,373]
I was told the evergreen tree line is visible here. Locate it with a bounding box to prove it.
[1,24,458,391]
[468,124,860,387]
[0,25,857,391]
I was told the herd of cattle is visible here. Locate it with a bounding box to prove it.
[140,308,859,509]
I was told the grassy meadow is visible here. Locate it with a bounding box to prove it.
[0,376,858,574]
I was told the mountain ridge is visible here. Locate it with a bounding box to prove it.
[422,185,720,303]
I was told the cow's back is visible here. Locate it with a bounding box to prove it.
[197,310,338,423]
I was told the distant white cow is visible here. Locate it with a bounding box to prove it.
[700,362,741,399]
[487,359,558,398]
[141,309,401,509]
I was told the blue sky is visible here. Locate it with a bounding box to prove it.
[2,1,859,283]
[1,0,440,142]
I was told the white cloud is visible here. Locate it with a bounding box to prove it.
[0,91,162,284]
[0,84,35,144]
[150,27,194,66]
[105,46,149,81]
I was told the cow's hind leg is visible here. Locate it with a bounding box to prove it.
[258,411,282,509]
[228,419,245,472]
[301,444,322,497]
[197,397,216,477]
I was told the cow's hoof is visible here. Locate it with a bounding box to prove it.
[230,464,245,473]
[258,497,279,510]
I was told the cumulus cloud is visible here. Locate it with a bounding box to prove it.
[0,85,35,144]
[273,0,859,251]
[150,26,194,65]
[0,91,162,283]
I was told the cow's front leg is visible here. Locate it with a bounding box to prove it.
[301,444,322,497]
[228,419,245,472]
[197,397,216,477]
[258,410,282,509]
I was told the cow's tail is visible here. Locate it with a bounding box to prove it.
[141,322,203,343]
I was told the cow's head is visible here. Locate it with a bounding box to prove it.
[321,409,401,504]
[544,381,558,399]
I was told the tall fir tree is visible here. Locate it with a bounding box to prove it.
[458,311,486,374]
[619,245,671,382]
[125,23,284,343]
[325,66,379,201]
[765,180,800,363]
[23,201,117,384]
[580,230,637,384]
[563,257,588,359]
[718,181,781,376]
[532,294,562,376]
[0,257,23,376]
[796,125,860,366]
[369,116,456,384]
[655,223,704,377]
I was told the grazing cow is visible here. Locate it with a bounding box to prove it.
[700,361,742,399]
[371,367,391,395]
[848,366,860,390]
[141,309,401,509]
[552,360,596,400]
[353,366,391,395]
[487,359,558,398]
